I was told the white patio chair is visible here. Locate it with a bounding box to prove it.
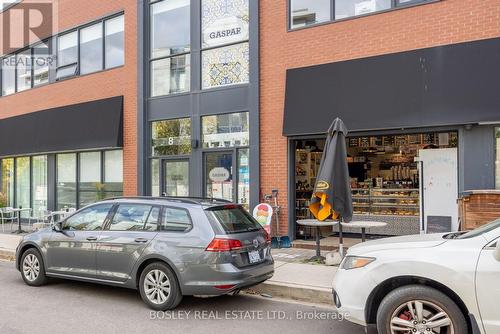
[0,207,18,232]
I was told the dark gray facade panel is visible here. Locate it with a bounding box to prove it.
[283,37,500,136]
[137,0,146,195]
[0,96,123,157]
[148,95,194,121]
[198,86,250,115]
[460,125,496,191]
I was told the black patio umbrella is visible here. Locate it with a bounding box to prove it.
[309,118,353,257]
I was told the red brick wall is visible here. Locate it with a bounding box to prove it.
[260,0,500,235]
[0,0,137,195]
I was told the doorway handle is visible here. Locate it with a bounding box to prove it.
[135,237,149,243]
[86,236,97,241]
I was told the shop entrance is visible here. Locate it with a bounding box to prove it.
[293,131,458,238]
[160,159,189,197]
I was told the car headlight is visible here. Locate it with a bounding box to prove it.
[341,256,376,270]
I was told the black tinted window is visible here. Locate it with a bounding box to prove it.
[63,204,113,231]
[110,204,152,231]
[206,205,261,234]
[161,207,192,232]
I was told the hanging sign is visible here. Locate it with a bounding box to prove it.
[209,167,230,182]
[252,203,273,233]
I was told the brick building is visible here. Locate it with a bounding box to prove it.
[260,0,500,239]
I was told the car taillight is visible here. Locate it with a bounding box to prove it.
[205,238,243,252]
[264,229,271,244]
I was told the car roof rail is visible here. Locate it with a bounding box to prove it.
[103,196,232,205]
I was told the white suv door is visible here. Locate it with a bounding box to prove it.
[475,238,500,333]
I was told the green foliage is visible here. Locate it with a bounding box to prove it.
[0,193,6,208]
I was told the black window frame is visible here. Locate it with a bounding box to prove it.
[149,0,192,97]
[288,0,440,31]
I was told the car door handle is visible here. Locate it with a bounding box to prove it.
[134,237,149,243]
[86,236,98,241]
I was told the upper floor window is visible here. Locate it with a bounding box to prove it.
[105,15,125,69]
[290,0,437,29]
[201,0,249,89]
[291,0,331,29]
[0,13,125,97]
[80,23,104,75]
[150,0,191,97]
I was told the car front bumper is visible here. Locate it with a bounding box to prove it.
[332,266,378,327]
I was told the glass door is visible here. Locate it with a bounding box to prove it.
[205,151,234,202]
[161,159,189,197]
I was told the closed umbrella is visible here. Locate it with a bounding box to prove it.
[309,118,353,257]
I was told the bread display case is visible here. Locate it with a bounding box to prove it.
[352,188,420,216]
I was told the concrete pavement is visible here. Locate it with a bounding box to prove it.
[0,260,363,334]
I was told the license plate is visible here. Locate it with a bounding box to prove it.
[248,250,261,264]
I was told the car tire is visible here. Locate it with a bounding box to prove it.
[139,262,183,311]
[20,248,48,286]
[376,285,468,334]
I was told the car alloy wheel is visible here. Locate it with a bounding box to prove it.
[390,300,454,334]
[143,269,171,305]
[22,254,40,282]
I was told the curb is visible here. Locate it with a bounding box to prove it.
[0,249,15,262]
[246,281,333,306]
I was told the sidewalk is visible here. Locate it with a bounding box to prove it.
[0,233,21,261]
[247,260,337,306]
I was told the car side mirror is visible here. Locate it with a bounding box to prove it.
[494,242,500,262]
[53,222,63,233]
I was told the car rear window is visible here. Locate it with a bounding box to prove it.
[205,205,262,234]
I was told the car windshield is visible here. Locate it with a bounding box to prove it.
[455,219,500,239]
[205,205,262,234]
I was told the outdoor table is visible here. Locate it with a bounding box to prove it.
[297,219,339,262]
[341,221,387,242]
[48,210,71,223]
[11,208,32,234]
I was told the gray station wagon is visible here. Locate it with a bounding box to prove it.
[15,197,274,310]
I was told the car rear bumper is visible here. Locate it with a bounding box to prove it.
[181,259,274,295]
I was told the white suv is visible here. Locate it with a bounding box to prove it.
[333,220,500,334]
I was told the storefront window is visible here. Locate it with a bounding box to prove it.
[152,118,191,156]
[290,0,331,28]
[202,112,249,148]
[32,156,48,214]
[238,149,250,209]
[1,158,14,206]
[104,150,123,198]
[79,152,102,207]
[496,128,500,189]
[80,23,103,75]
[206,151,233,202]
[57,153,77,210]
[201,0,249,89]
[15,157,30,216]
[151,159,160,197]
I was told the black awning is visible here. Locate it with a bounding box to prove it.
[283,37,500,136]
[0,96,123,157]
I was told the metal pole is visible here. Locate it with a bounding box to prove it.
[338,216,344,257]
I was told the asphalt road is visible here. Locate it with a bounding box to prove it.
[0,260,364,334]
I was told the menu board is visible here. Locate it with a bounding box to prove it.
[360,137,370,147]
[423,133,435,145]
[348,138,359,147]
[383,136,394,146]
[395,135,408,146]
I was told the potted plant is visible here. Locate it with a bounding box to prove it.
[0,192,6,208]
